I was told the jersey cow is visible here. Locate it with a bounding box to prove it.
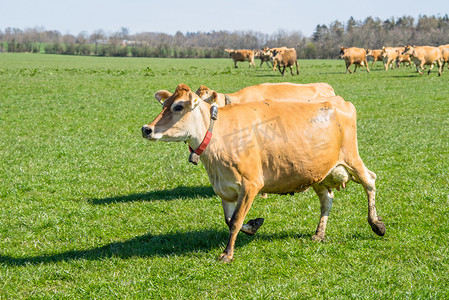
[402,45,442,76]
[366,49,384,68]
[194,82,336,107]
[224,49,255,68]
[141,83,385,262]
[381,47,403,70]
[271,48,299,76]
[254,47,273,68]
[340,47,370,73]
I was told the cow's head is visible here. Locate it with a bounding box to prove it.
[224,49,233,57]
[402,45,414,56]
[271,49,280,59]
[142,84,210,142]
[339,47,346,58]
[195,85,218,105]
[366,49,372,56]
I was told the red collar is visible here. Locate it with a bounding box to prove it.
[189,130,213,156]
[188,105,218,165]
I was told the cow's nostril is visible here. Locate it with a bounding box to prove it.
[141,126,152,137]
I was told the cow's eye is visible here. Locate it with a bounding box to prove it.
[173,105,184,112]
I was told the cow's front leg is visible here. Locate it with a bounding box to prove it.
[417,63,423,75]
[219,182,261,263]
[311,185,334,241]
[346,62,353,73]
[221,199,264,236]
[427,63,434,75]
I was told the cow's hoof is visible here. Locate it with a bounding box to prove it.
[218,253,233,263]
[243,218,264,236]
[369,216,386,236]
[311,234,325,242]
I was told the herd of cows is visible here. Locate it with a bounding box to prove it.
[141,81,386,262]
[340,44,449,75]
[223,45,449,76]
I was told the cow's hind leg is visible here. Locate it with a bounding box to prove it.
[347,161,386,236]
[311,185,334,241]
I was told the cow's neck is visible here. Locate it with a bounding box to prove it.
[186,101,212,151]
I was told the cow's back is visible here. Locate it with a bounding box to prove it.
[230,82,335,103]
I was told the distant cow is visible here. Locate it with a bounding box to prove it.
[439,44,449,71]
[254,47,273,68]
[396,53,412,68]
[366,49,383,68]
[194,82,336,107]
[402,45,442,76]
[224,49,255,68]
[271,48,299,76]
[142,83,385,262]
[381,47,403,70]
[340,47,370,73]
[267,47,288,71]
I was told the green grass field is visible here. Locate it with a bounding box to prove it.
[1,53,448,299]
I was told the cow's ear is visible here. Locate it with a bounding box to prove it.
[155,90,172,105]
[211,92,219,104]
[190,93,200,110]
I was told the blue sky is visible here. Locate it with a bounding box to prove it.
[1,0,447,37]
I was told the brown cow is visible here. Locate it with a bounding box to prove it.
[402,45,442,76]
[194,82,336,107]
[340,47,370,73]
[254,47,273,68]
[142,83,385,262]
[366,49,383,68]
[396,53,412,68]
[266,47,288,71]
[381,47,403,70]
[224,49,255,68]
[271,48,299,76]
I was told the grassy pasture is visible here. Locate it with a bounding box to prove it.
[0,53,448,298]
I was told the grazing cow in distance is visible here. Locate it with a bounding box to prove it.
[194,82,336,107]
[402,45,442,76]
[340,47,370,73]
[224,49,255,68]
[366,49,384,68]
[271,48,299,76]
[142,83,385,262]
[381,47,403,70]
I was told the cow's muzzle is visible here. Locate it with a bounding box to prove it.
[141,125,153,139]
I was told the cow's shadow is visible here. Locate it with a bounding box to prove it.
[0,230,312,266]
[89,185,216,205]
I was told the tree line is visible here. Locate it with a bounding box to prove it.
[1,15,449,59]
